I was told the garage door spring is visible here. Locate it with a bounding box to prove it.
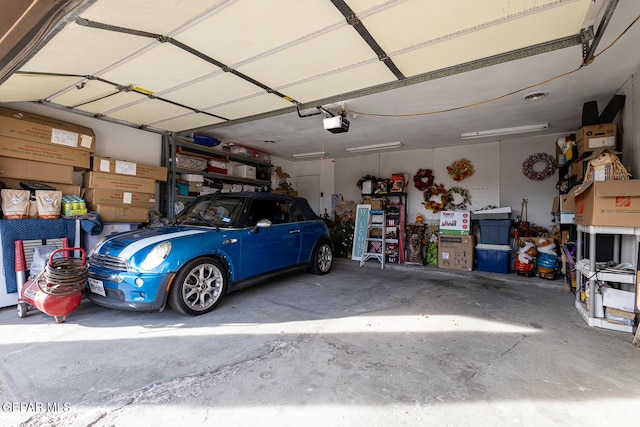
[36,257,89,296]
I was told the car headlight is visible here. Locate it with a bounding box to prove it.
[141,242,172,271]
[88,237,106,258]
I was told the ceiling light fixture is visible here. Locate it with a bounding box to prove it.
[345,141,402,153]
[461,124,548,140]
[292,151,326,159]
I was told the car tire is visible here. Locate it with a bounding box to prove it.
[168,257,228,316]
[308,241,333,275]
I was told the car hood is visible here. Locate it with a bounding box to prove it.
[96,225,210,258]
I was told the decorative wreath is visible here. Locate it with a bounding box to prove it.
[522,153,556,181]
[413,169,435,191]
[423,183,450,213]
[446,186,471,210]
[447,159,474,182]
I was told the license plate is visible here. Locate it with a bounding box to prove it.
[88,278,106,297]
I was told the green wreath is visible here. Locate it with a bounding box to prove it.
[446,186,471,210]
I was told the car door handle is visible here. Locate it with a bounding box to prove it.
[223,238,238,245]
[289,229,301,234]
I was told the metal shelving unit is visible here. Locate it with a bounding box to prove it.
[575,224,639,333]
[161,135,272,218]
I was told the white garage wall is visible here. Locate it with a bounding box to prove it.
[333,139,561,231]
[433,142,501,213]
[335,149,434,222]
[270,156,335,218]
[500,134,565,229]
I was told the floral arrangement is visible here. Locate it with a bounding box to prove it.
[426,223,440,265]
[522,153,555,181]
[447,159,474,181]
[330,210,355,257]
[422,183,450,213]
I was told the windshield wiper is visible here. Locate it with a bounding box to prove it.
[195,211,218,229]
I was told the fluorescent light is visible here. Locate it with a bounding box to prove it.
[461,123,548,140]
[292,151,325,159]
[345,141,402,153]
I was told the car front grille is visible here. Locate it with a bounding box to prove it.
[89,253,129,271]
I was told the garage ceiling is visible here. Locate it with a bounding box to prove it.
[1,0,639,160]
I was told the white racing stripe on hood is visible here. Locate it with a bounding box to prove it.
[117,230,207,259]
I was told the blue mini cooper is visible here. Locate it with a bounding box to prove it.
[86,192,333,316]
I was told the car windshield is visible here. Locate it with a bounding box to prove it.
[175,196,244,227]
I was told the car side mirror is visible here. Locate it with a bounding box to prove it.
[251,219,272,234]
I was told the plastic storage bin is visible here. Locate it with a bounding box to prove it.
[478,219,513,245]
[476,244,512,273]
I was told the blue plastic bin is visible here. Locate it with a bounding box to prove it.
[476,244,512,274]
[478,219,513,245]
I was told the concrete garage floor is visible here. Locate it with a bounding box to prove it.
[1,258,639,427]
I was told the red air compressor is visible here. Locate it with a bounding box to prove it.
[16,241,88,323]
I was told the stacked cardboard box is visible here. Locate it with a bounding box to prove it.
[0,106,95,215]
[83,156,167,223]
[438,234,475,271]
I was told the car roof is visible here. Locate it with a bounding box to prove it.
[198,192,319,220]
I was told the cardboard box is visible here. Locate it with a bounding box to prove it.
[82,188,156,208]
[91,156,167,182]
[233,165,256,179]
[0,135,90,168]
[602,287,636,313]
[576,123,617,153]
[553,194,576,224]
[0,156,73,184]
[188,182,202,193]
[570,159,584,180]
[0,106,96,152]
[273,189,299,197]
[573,179,640,226]
[437,234,475,271]
[83,171,157,194]
[439,210,471,235]
[560,193,576,213]
[0,177,81,196]
[88,204,149,223]
[363,198,386,210]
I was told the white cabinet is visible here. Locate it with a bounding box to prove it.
[575,224,639,333]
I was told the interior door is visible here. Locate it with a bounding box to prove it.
[296,174,321,215]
